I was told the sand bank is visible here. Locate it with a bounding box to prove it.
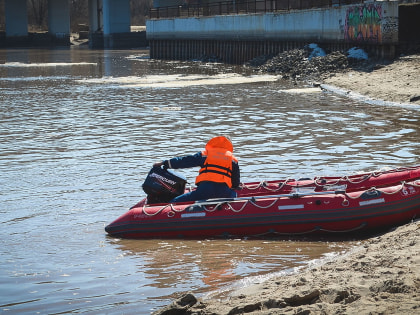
[323,54,420,106]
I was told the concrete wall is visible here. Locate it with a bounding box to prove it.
[147,2,399,45]
[147,2,400,62]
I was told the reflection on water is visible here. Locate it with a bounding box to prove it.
[111,238,350,301]
[0,47,419,313]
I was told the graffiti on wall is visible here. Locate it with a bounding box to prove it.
[381,16,398,43]
[345,4,382,43]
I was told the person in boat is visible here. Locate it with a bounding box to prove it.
[153,136,240,203]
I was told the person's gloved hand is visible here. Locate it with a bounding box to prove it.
[153,161,168,169]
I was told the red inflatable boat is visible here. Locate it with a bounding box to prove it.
[105,165,420,239]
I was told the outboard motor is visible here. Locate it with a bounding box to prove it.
[142,166,187,204]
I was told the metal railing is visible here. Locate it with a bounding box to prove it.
[149,0,364,19]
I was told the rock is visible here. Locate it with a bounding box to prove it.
[409,95,420,102]
[152,293,198,315]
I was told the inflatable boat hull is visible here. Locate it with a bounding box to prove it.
[105,166,420,239]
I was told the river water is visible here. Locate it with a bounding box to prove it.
[1,47,419,314]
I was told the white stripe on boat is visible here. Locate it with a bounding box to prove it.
[278,204,305,210]
[359,198,385,206]
[181,212,206,218]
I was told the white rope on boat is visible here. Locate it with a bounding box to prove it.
[224,200,249,212]
[241,166,420,192]
[139,176,420,217]
[142,203,182,217]
[239,178,292,192]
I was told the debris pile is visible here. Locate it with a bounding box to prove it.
[247,45,379,81]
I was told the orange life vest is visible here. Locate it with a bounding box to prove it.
[195,136,237,187]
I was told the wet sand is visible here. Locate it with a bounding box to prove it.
[155,221,420,314]
[154,55,420,315]
[323,54,420,106]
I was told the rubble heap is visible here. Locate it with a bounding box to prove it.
[247,47,380,81]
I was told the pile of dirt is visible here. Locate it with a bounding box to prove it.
[247,48,381,82]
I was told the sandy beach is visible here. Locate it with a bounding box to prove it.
[154,54,420,314]
[156,221,420,314]
[322,54,420,106]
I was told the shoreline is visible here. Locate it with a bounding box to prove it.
[249,49,420,107]
[321,54,420,106]
[318,83,420,110]
[154,221,420,314]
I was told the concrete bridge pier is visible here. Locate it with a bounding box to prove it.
[5,0,28,38]
[103,0,131,48]
[89,0,146,49]
[48,0,71,44]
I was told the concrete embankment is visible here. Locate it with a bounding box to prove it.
[147,2,399,63]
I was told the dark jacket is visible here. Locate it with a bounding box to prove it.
[163,152,240,189]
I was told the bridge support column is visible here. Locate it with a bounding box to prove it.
[88,0,103,33]
[48,0,71,45]
[89,0,133,48]
[103,0,131,48]
[5,0,28,37]
[103,0,130,34]
[88,0,104,48]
